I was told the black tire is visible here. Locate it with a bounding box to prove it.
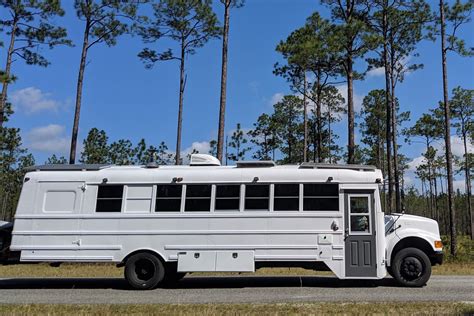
[124,252,165,290]
[386,266,394,278]
[392,247,431,287]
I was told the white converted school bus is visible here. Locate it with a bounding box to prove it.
[0,154,443,289]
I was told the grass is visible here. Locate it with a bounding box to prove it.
[0,302,472,316]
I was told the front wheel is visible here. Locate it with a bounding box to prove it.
[392,247,431,287]
[124,252,165,290]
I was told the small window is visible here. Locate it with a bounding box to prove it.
[215,185,240,211]
[303,183,339,211]
[156,184,182,212]
[185,184,211,212]
[96,185,124,212]
[245,184,269,211]
[274,184,299,211]
[349,195,371,233]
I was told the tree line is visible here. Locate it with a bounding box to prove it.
[0,0,473,254]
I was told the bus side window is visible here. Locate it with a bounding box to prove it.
[96,185,124,212]
[185,184,211,212]
[155,184,182,212]
[215,185,240,211]
[274,184,299,211]
[303,183,339,211]
[245,184,269,211]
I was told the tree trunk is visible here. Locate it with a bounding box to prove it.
[346,57,355,164]
[0,16,18,128]
[69,21,90,164]
[462,129,473,239]
[383,19,393,213]
[328,109,332,164]
[216,0,230,162]
[303,73,308,162]
[175,45,186,165]
[389,48,401,213]
[440,0,457,256]
[316,74,323,163]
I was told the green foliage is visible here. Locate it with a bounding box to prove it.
[74,0,140,50]
[228,123,249,162]
[45,154,67,164]
[248,113,279,161]
[136,0,221,67]
[80,128,109,164]
[108,139,135,165]
[208,139,217,157]
[359,89,409,170]
[0,109,34,220]
[272,95,304,164]
[437,0,474,57]
[79,128,174,166]
[0,0,72,67]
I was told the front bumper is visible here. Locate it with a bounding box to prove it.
[430,251,444,266]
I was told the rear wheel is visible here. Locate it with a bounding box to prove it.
[392,247,431,287]
[124,252,165,290]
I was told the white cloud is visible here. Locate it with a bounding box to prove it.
[26,124,70,154]
[407,155,427,172]
[10,87,63,114]
[268,92,284,106]
[335,84,363,112]
[367,66,385,77]
[450,135,473,157]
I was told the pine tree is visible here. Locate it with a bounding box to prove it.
[321,0,371,164]
[80,128,109,164]
[45,154,67,164]
[248,113,279,161]
[69,0,140,164]
[450,86,473,239]
[228,123,249,162]
[437,0,473,255]
[216,0,244,163]
[0,0,71,127]
[136,0,221,165]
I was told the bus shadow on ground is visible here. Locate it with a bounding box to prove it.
[0,276,401,290]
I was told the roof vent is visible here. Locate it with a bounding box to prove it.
[236,161,276,168]
[190,154,221,166]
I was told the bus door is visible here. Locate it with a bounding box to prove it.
[344,191,377,277]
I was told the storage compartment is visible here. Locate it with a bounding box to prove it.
[177,251,216,272]
[215,251,255,272]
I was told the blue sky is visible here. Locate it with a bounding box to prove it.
[2,0,473,190]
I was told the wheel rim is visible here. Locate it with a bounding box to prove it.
[400,256,423,281]
[134,258,155,282]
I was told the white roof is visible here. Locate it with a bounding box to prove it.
[26,161,383,185]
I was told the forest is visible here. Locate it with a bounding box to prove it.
[0,0,472,257]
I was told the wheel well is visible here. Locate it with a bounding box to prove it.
[118,249,166,267]
[390,237,435,266]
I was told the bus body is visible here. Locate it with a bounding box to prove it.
[0,154,443,289]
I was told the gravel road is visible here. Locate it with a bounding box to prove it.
[0,275,472,304]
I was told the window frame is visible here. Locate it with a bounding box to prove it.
[184,184,212,212]
[214,184,241,212]
[244,183,271,212]
[273,183,300,212]
[155,184,184,213]
[302,183,340,212]
[347,193,372,235]
[95,184,125,213]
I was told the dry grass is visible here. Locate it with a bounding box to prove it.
[0,302,472,316]
[0,262,472,279]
